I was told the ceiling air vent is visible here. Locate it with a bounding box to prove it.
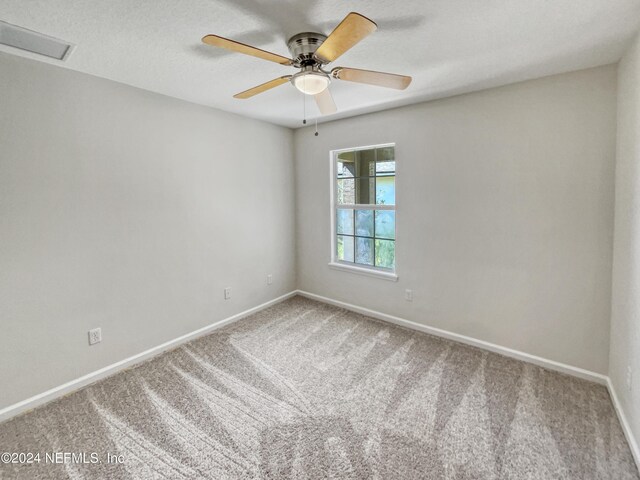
[0,20,73,60]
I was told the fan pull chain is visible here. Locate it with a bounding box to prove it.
[302,76,307,125]
[315,117,319,136]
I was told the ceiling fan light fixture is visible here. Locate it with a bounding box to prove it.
[291,71,330,95]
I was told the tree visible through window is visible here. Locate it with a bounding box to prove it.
[333,144,396,271]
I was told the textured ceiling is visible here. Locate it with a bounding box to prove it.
[1,0,639,128]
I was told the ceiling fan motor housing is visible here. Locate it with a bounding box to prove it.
[287,32,328,67]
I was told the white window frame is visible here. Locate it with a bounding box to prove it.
[329,143,398,282]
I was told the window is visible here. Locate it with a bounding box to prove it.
[330,144,397,281]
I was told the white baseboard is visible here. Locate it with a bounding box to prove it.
[607,378,640,468]
[0,291,297,424]
[295,290,608,385]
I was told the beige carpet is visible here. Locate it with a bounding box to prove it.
[0,296,638,479]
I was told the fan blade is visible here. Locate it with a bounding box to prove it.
[234,76,292,99]
[314,12,377,63]
[314,88,337,115]
[202,34,292,65]
[332,67,411,90]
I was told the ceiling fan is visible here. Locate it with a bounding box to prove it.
[201,12,412,115]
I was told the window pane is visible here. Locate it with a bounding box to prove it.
[355,210,373,237]
[337,150,355,163]
[337,160,354,178]
[376,146,394,162]
[376,160,395,175]
[336,209,354,235]
[337,178,355,204]
[376,176,395,205]
[356,177,376,204]
[355,237,374,265]
[375,239,395,269]
[355,149,376,177]
[337,235,354,262]
[375,211,395,239]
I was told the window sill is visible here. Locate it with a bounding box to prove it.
[328,262,399,282]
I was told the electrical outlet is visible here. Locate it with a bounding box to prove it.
[224,287,232,300]
[627,366,632,392]
[88,328,102,345]
[267,274,273,285]
[405,289,413,302]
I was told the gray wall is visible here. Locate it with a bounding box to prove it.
[0,52,621,413]
[294,65,617,374]
[610,30,640,452]
[0,53,296,410]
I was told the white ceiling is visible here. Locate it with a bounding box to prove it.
[1,0,639,128]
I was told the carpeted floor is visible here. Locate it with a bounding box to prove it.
[0,296,638,479]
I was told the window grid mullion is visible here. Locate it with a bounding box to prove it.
[372,147,377,267]
[336,204,395,211]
